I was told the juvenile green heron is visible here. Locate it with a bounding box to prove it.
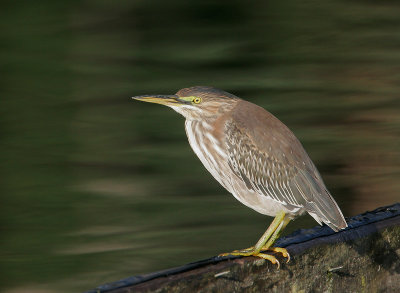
[133,86,347,267]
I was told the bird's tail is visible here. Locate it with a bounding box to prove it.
[307,191,347,232]
[300,170,347,232]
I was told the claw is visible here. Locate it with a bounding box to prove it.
[255,253,280,269]
[219,245,289,268]
[263,247,290,263]
[219,250,281,268]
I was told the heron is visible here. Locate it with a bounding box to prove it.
[133,86,347,267]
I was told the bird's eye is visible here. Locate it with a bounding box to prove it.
[193,97,202,104]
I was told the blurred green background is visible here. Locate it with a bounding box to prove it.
[1,0,399,292]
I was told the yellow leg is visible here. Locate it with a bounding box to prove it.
[260,216,291,261]
[219,211,290,268]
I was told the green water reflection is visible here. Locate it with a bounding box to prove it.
[1,1,399,292]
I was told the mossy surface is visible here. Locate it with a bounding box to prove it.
[113,223,400,293]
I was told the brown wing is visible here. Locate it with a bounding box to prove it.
[225,100,347,231]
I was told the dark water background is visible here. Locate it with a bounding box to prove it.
[1,1,399,292]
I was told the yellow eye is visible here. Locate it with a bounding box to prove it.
[193,97,202,104]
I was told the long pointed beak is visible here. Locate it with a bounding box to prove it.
[132,95,185,106]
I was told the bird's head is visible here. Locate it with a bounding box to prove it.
[133,86,240,121]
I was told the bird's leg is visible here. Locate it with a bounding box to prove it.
[239,217,291,254]
[247,213,290,259]
[253,211,287,252]
[219,211,290,267]
[259,216,291,261]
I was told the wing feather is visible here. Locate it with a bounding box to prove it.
[224,101,347,231]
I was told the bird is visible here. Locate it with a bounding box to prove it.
[133,86,347,267]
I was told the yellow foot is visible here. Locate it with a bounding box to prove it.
[263,247,290,263]
[229,246,290,262]
[219,250,281,268]
[220,246,290,266]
